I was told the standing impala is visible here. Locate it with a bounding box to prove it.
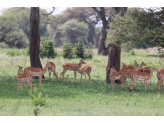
[109,67,126,90]
[77,65,91,81]
[16,66,33,92]
[60,59,86,79]
[130,66,158,92]
[157,68,164,91]
[24,61,49,87]
[48,62,58,80]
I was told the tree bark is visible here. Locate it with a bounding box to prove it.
[30,7,44,78]
[106,7,127,84]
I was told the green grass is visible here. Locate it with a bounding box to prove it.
[0,48,164,116]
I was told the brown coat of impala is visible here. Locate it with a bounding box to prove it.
[77,65,91,81]
[16,66,33,92]
[48,62,58,80]
[120,61,147,71]
[60,59,86,79]
[130,66,158,92]
[140,67,153,85]
[109,67,126,90]
[24,61,49,87]
[157,68,164,91]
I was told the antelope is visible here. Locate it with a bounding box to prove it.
[60,59,86,79]
[16,66,33,92]
[109,67,126,90]
[48,62,58,80]
[24,61,49,87]
[77,65,91,81]
[140,67,152,85]
[157,68,164,91]
[130,66,158,92]
[121,61,147,71]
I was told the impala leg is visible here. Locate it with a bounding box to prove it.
[39,76,42,87]
[49,69,52,80]
[18,81,19,93]
[54,70,58,80]
[144,80,148,92]
[74,71,76,79]
[61,69,67,79]
[26,78,33,92]
[21,83,22,92]
[150,78,151,85]
[81,74,82,80]
[23,82,25,87]
[87,72,91,81]
[130,77,136,91]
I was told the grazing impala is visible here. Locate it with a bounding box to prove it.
[109,67,126,90]
[77,65,91,81]
[157,68,164,91]
[48,62,58,80]
[121,61,147,71]
[16,66,33,92]
[60,59,86,79]
[24,61,50,87]
[130,66,158,92]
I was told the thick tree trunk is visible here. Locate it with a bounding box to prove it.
[30,7,44,78]
[93,31,101,48]
[106,7,127,84]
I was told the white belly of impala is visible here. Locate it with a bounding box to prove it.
[137,78,145,81]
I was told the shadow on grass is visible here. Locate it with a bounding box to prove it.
[0,75,162,99]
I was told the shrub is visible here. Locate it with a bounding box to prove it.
[128,50,136,56]
[84,46,93,59]
[29,87,49,107]
[74,40,85,58]
[6,49,22,56]
[40,38,57,59]
[62,43,74,59]
[22,47,30,56]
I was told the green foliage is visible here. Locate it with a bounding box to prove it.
[22,47,30,56]
[29,87,49,107]
[84,46,94,59]
[6,49,22,56]
[60,19,89,44]
[62,43,74,59]
[128,50,136,56]
[74,40,85,58]
[106,7,164,54]
[40,38,57,59]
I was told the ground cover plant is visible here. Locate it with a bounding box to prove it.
[0,48,164,116]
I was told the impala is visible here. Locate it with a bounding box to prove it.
[60,59,86,79]
[121,61,147,71]
[48,62,58,80]
[130,66,158,92]
[141,67,152,85]
[157,68,164,91]
[109,67,126,90]
[77,65,91,81]
[16,66,33,92]
[24,61,49,87]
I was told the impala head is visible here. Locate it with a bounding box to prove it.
[151,66,158,72]
[110,67,117,73]
[121,62,128,70]
[141,61,147,67]
[80,59,86,64]
[17,65,24,74]
[136,64,139,67]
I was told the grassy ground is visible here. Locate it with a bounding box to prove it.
[0,48,164,116]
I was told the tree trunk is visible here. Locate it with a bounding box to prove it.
[106,7,127,84]
[30,7,44,78]
[93,31,101,48]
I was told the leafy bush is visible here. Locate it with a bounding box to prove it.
[22,47,30,56]
[62,43,74,59]
[74,40,85,58]
[128,50,136,56]
[0,42,8,48]
[29,87,49,107]
[84,46,93,59]
[6,49,22,56]
[40,38,57,59]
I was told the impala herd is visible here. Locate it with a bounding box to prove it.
[16,59,164,93]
